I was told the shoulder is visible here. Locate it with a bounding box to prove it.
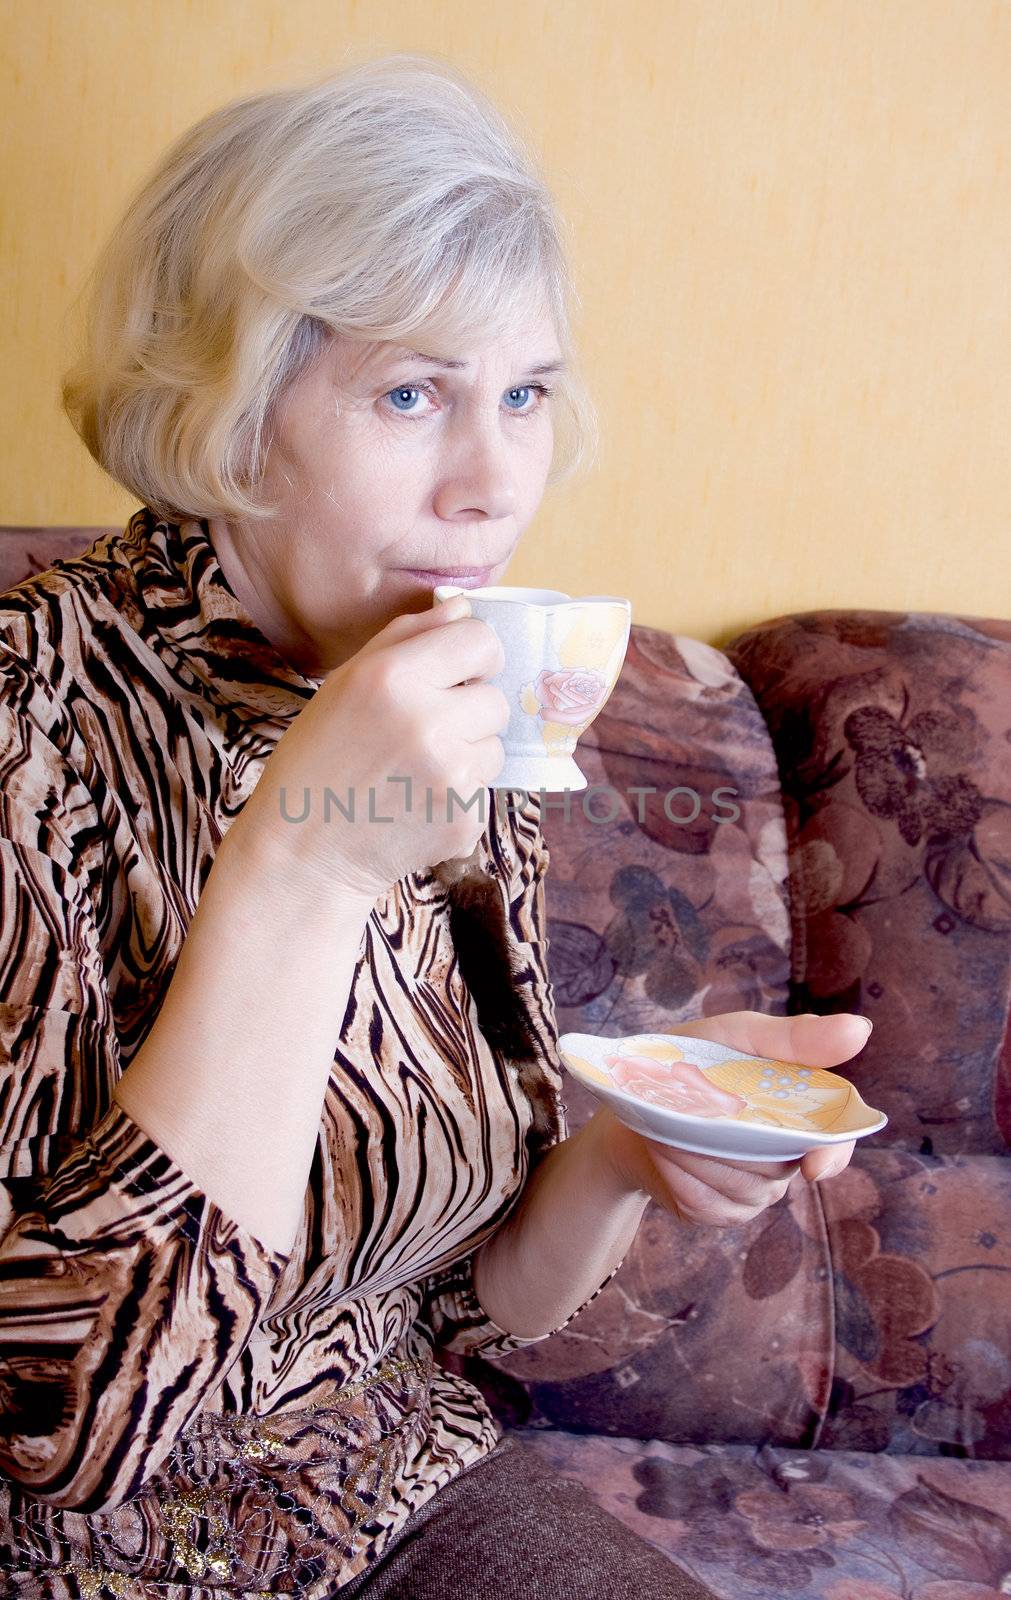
[0,541,116,720]
[0,557,118,874]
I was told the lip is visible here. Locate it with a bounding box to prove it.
[400,566,495,587]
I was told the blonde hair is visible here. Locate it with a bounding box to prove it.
[61,52,599,525]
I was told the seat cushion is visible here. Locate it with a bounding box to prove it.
[509,1424,1011,1598]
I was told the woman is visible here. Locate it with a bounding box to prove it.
[0,53,865,1598]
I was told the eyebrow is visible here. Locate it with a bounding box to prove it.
[397,350,567,377]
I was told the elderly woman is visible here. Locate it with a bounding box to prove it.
[0,53,866,1599]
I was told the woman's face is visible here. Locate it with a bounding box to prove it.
[209,305,564,680]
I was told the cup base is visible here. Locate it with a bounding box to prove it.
[490,752,587,793]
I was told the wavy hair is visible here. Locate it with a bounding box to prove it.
[61,52,599,525]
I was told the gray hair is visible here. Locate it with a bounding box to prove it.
[61,51,599,524]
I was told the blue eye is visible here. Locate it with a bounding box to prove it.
[382,381,554,420]
[387,385,427,414]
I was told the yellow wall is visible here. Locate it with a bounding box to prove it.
[2,0,1008,648]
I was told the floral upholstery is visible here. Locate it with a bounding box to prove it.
[496,608,1011,1594]
[727,611,1011,1155]
[3,529,1009,1596]
[513,1428,1011,1598]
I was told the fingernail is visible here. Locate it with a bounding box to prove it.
[859,1017,874,1035]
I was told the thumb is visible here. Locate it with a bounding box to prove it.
[784,1012,874,1068]
[674,1010,874,1069]
[358,592,472,659]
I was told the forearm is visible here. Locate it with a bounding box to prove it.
[471,1105,649,1339]
[113,821,375,1257]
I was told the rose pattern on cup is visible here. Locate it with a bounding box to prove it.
[523,666,611,729]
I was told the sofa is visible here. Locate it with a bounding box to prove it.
[3,526,1010,1598]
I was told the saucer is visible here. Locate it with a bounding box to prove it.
[557,1030,888,1161]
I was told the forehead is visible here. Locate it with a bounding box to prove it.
[336,320,563,379]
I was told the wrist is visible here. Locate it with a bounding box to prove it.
[585,1104,652,1203]
[218,816,377,925]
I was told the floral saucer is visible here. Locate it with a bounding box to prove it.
[557,1031,888,1162]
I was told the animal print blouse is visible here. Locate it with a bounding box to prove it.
[0,508,623,1598]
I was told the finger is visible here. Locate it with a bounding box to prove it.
[721,1157,804,1179]
[651,1146,798,1208]
[445,682,511,742]
[673,1010,874,1068]
[653,1157,782,1225]
[800,1141,857,1182]
[358,592,472,657]
[404,614,506,689]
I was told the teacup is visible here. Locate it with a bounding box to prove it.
[433,584,632,792]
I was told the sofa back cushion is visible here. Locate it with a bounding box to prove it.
[467,608,1011,1459]
[726,610,1011,1157]
[0,526,108,591]
[540,620,793,1048]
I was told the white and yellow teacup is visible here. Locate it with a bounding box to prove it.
[434,584,632,793]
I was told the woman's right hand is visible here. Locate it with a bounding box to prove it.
[230,594,510,905]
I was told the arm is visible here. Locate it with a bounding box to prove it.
[415,791,644,1357]
[470,1105,648,1339]
[0,692,370,1513]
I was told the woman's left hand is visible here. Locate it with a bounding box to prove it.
[598,1010,872,1226]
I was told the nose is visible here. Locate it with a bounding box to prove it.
[433,414,518,524]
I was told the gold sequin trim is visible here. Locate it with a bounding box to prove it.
[159,1354,430,1585]
[52,1358,431,1596]
[315,1354,430,1406]
[216,1354,431,1458]
[64,1564,131,1598]
[160,1482,232,1579]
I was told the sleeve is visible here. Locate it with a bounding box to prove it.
[412,789,626,1361]
[0,697,290,1514]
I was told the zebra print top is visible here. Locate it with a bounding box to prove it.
[0,508,621,1599]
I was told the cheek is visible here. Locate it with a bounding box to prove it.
[346,424,430,496]
[316,442,409,528]
[518,424,556,499]
[293,405,401,489]
[528,410,556,462]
